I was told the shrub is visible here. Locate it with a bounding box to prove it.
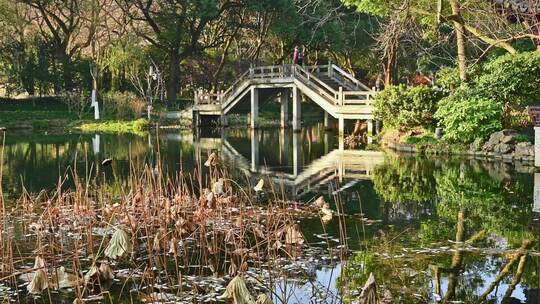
[435,88,502,143]
[103,91,146,120]
[404,133,437,145]
[476,51,540,108]
[435,67,460,92]
[373,84,443,130]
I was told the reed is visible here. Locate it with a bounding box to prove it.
[0,144,349,303]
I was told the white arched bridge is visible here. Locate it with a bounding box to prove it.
[192,63,376,137]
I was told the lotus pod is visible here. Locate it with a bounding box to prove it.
[255,294,274,304]
[253,179,264,192]
[27,269,48,294]
[218,276,254,304]
[104,229,130,259]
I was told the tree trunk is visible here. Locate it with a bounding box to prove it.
[167,48,180,104]
[450,0,468,85]
[383,54,397,86]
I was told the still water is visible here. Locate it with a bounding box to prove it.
[1,126,539,303]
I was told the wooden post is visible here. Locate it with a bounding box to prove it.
[338,87,343,106]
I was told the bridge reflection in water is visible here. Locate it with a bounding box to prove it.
[170,127,384,198]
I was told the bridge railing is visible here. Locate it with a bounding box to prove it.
[294,65,340,103]
[341,91,376,105]
[194,90,222,105]
[331,64,372,91]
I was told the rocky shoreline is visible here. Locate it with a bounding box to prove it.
[386,129,536,165]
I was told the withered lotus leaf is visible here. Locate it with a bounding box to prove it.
[27,269,48,294]
[255,294,274,304]
[104,228,131,260]
[218,276,254,304]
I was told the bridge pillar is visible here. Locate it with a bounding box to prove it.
[250,87,259,129]
[192,111,200,128]
[292,86,301,132]
[280,91,289,128]
[293,131,300,176]
[367,119,374,144]
[338,117,345,151]
[251,128,259,171]
[220,114,228,127]
[279,128,289,165]
[324,112,332,130]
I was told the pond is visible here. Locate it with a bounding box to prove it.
[0,126,539,303]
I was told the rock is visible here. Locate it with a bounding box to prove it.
[502,154,514,162]
[483,130,518,151]
[470,138,484,151]
[500,134,517,144]
[483,131,504,149]
[515,142,534,157]
[497,143,512,154]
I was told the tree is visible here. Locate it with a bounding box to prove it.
[117,0,251,103]
[343,0,536,85]
[19,0,99,91]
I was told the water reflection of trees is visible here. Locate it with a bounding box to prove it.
[1,133,165,195]
[340,155,538,302]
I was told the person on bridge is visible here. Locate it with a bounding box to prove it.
[293,46,299,64]
[298,47,304,66]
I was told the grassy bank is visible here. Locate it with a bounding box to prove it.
[72,118,149,135]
